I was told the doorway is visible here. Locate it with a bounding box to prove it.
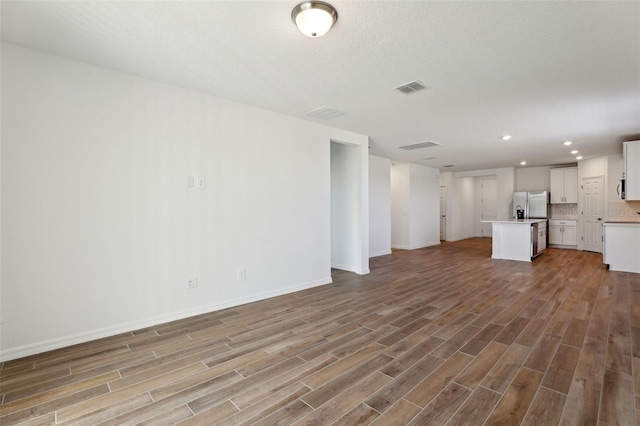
[476,178,497,237]
[582,175,604,253]
[440,186,447,241]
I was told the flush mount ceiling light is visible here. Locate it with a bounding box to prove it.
[292,1,338,38]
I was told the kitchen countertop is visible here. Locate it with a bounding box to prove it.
[604,220,640,224]
[481,219,547,224]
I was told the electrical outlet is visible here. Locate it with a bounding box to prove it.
[186,277,198,289]
[237,269,246,281]
[187,176,195,188]
[197,176,206,189]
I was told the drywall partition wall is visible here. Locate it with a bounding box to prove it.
[409,164,441,248]
[473,176,498,237]
[391,163,411,249]
[391,163,440,249]
[331,142,362,272]
[369,155,391,257]
[0,43,370,360]
[459,177,476,238]
[441,174,475,242]
[455,167,515,221]
[516,166,552,192]
[439,172,454,240]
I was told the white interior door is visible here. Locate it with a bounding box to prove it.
[440,186,447,241]
[481,179,497,237]
[582,176,604,253]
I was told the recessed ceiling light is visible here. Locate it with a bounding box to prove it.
[563,141,572,146]
[520,161,526,166]
[501,135,512,141]
[576,156,583,160]
[570,150,578,154]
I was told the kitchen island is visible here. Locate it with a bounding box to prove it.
[481,219,547,262]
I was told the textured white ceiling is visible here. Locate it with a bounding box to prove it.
[2,1,639,171]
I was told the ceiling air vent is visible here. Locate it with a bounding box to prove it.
[395,80,427,94]
[305,106,345,120]
[397,141,441,150]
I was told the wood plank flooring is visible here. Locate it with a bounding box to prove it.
[1,238,639,425]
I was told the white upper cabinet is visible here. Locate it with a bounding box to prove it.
[550,168,578,204]
[624,141,640,200]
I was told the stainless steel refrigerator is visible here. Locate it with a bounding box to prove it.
[513,191,549,219]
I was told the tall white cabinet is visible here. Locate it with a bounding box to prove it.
[550,168,578,204]
[624,141,640,200]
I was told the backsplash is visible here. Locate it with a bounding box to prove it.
[550,201,640,221]
[608,200,640,219]
[550,203,578,219]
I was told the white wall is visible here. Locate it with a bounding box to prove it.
[391,163,411,249]
[459,177,476,238]
[455,168,515,221]
[391,163,440,250]
[369,156,391,257]
[1,43,370,360]
[331,142,363,272]
[579,156,608,183]
[409,164,441,248]
[473,176,497,237]
[440,172,475,241]
[515,166,551,192]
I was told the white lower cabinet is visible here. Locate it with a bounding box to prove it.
[537,221,547,252]
[549,219,577,247]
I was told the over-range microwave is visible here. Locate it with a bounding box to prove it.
[617,179,626,199]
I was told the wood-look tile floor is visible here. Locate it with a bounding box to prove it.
[2,238,639,425]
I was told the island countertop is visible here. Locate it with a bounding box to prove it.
[481,219,547,224]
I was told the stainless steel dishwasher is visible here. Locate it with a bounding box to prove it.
[531,222,540,258]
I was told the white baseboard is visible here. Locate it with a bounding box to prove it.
[369,250,392,258]
[391,241,440,250]
[331,263,370,275]
[444,236,474,242]
[0,276,332,362]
